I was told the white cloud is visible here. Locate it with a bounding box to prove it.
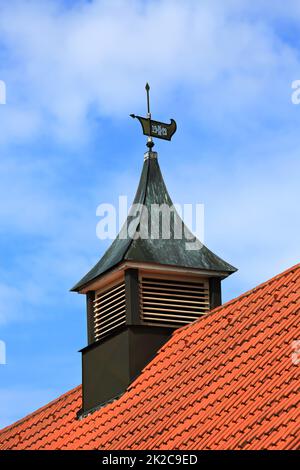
[0,283,23,325]
[0,0,299,143]
[168,132,300,299]
[0,0,299,318]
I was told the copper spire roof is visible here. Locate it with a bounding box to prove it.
[71,152,236,292]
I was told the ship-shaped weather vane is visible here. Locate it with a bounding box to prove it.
[130,83,177,150]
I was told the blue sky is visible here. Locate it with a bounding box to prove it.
[0,0,300,428]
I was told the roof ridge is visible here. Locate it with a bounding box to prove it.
[0,385,81,435]
[173,262,300,335]
[216,261,300,310]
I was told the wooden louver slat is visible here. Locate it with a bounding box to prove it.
[93,280,126,341]
[140,276,210,327]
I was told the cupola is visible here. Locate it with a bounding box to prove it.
[72,85,237,416]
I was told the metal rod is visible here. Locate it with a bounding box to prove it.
[145,82,151,118]
[145,83,154,151]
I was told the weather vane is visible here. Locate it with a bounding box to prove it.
[130,83,177,150]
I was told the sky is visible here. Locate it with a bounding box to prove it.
[0,0,300,428]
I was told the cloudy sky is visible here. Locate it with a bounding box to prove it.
[0,0,300,428]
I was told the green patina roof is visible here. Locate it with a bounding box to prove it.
[71,152,236,292]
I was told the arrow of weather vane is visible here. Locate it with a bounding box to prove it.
[130,83,177,142]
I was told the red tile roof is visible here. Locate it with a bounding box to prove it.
[0,264,299,450]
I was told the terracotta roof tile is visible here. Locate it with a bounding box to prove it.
[0,263,299,450]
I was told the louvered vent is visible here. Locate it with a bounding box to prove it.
[140,276,210,327]
[93,281,126,341]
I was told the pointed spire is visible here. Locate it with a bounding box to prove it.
[72,84,236,293]
[71,155,236,292]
